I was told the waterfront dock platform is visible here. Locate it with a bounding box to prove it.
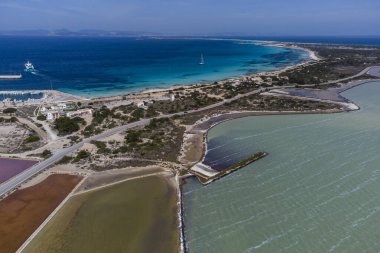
[0,74,22,79]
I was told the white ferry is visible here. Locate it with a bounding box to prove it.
[24,61,35,72]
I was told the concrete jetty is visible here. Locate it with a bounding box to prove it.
[0,74,22,79]
[190,152,268,185]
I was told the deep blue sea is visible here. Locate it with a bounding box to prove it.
[1,36,378,98]
[0,37,309,97]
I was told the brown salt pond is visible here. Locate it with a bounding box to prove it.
[0,174,82,253]
[0,158,38,184]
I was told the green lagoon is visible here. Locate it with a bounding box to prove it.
[183,81,380,253]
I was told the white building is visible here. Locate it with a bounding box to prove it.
[57,103,68,109]
[136,101,147,109]
[40,106,50,112]
[47,111,60,120]
[66,109,93,118]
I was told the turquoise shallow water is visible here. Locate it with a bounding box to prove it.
[183,81,380,253]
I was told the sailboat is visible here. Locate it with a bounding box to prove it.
[199,53,205,65]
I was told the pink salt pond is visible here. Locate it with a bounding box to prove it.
[0,158,38,184]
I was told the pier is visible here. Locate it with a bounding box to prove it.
[190,152,268,185]
[0,74,22,79]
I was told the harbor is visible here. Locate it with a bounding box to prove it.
[0,90,86,107]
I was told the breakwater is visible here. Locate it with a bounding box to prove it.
[191,152,268,185]
[0,75,22,79]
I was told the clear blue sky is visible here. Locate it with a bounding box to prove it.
[1,0,379,35]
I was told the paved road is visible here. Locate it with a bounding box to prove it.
[1,66,380,197]
[323,66,374,85]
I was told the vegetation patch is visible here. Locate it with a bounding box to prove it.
[24,135,40,143]
[114,118,185,162]
[36,115,47,121]
[57,156,72,164]
[2,107,17,114]
[73,150,91,162]
[55,117,85,136]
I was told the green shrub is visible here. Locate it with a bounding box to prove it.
[3,108,17,114]
[73,150,91,162]
[92,107,111,125]
[58,156,72,164]
[125,130,142,143]
[145,106,158,118]
[24,135,40,143]
[130,108,144,120]
[0,117,18,123]
[90,140,111,154]
[37,115,47,121]
[41,149,52,159]
[54,117,81,136]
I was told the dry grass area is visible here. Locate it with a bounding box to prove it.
[0,174,82,253]
[179,132,205,167]
[0,123,28,153]
[75,165,166,192]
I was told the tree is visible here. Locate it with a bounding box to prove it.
[41,149,52,158]
[3,108,17,114]
[54,117,80,136]
[130,108,144,121]
[145,106,158,118]
[58,156,72,164]
[37,115,47,121]
[92,107,111,125]
[125,130,142,143]
[73,150,91,162]
[24,135,40,143]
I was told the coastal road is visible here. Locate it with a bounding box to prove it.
[0,120,150,197]
[322,66,373,85]
[1,66,380,197]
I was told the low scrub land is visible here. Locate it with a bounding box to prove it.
[24,176,179,253]
[223,94,340,112]
[71,117,185,170]
[0,117,43,153]
[54,116,86,136]
[117,118,185,162]
[0,174,82,253]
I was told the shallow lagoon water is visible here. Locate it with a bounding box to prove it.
[183,81,380,253]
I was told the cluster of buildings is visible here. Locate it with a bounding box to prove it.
[135,94,175,109]
[39,103,93,120]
